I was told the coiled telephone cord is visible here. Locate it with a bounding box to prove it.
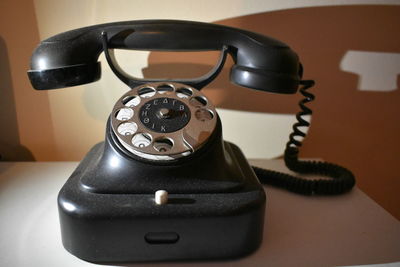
[252,80,356,195]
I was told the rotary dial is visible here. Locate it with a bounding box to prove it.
[110,82,217,161]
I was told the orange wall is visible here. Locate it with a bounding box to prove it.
[0,0,57,161]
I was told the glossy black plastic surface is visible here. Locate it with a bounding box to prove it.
[80,119,246,194]
[27,62,101,90]
[58,119,266,262]
[28,20,300,93]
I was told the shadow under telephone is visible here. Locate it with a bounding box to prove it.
[27,20,355,263]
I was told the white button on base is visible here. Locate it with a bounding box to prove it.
[155,190,168,205]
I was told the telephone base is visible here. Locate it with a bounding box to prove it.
[58,141,266,262]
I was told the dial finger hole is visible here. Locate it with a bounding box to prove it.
[122,95,140,107]
[117,122,138,136]
[115,108,134,121]
[195,108,214,121]
[153,138,174,152]
[176,87,193,98]
[138,87,156,98]
[156,84,174,94]
[189,96,207,107]
[132,133,152,148]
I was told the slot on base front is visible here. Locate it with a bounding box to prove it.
[144,232,180,244]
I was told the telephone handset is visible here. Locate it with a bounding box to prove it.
[28,20,300,92]
[27,20,355,262]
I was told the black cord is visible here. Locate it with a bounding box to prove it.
[252,80,356,195]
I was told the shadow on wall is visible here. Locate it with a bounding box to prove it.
[144,5,400,219]
[0,36,34,161]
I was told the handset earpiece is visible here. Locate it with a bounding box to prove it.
[27,20,301,93]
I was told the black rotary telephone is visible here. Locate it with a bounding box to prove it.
[27,20,355,263]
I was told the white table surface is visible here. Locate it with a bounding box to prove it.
[0,160,399,267]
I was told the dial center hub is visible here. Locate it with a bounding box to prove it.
[139,97,191,133]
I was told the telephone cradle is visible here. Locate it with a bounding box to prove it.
[27,20,355,263]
